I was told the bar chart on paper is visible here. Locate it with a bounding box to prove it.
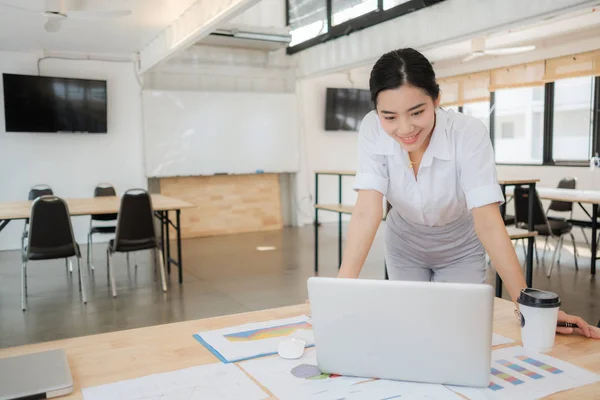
[193,316,314,363]
[447,346,600,400]
[239,348,462,400]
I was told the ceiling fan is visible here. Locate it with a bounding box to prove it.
[0,0,132,33]
[462,37,536,63]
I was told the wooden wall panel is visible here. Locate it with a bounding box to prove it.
[159,174,283,238]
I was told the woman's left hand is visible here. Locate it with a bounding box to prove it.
[557,310,600,338]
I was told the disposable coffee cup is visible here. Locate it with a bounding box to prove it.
[517,288,560,353]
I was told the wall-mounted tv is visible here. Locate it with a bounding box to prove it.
[2,73,107,134]
[325,87,372,131]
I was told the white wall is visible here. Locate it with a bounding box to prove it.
[0,51,146,251]
[294,71,370,225]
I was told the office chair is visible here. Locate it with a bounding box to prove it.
[87,183,118,272]
[106,189,167,297]
[21,195,87,311]
[514,186,576,277]
[545,177,579,269]
[23,185,54,247]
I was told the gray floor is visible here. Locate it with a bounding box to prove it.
[0,222,598,349]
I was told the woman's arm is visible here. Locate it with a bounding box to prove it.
[471,203,526,302]
[337,190,384,279]
[472,203,599,338]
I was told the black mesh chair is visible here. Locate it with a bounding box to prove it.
[545,177,580,267]
[21,195,87,311]
[514,186,576,277]
[87,183,118,272]
[106,189,166,297]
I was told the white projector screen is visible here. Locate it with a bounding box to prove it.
[142,90,299,178]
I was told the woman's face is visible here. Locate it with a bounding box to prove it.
[375,84,439,153]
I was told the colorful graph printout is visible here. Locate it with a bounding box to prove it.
[446,346,600,400]
[194,315,314,363]
[497,359,544,379]
[224,321,312,342]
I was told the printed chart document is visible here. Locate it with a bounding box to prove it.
[194,315,313,363]
[492,333,515,346]
[447,346,600,400]
[82,363,268,400]
[240,348,462,400]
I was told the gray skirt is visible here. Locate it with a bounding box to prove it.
[385,209,487,283]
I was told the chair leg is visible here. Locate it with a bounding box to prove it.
[581,227,590,248]
[77,256,87,304]
[88,233,95,272]
[66,258,73,273]
[21,260,27,311]
[542,236,549,259]
[534,238,539,265]
[557,235,565,265]
[127,253,130,269]
[548,236,563,278]
[570,233,579,270]
[106,248,110,287]
[156,248,167,292]
[108,251,117,298]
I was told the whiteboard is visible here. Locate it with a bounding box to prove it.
[142,90,299,178]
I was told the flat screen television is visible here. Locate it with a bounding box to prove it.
[324,87,372,131]
[2,73,107,133]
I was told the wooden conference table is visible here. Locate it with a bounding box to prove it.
[0,298,598,399]
[0,195,194,283]
[505,186,600,276]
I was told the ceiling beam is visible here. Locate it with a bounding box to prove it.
[292,0,600,79]
[138,0,260,73]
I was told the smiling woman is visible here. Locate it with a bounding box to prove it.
[336,47,600,340]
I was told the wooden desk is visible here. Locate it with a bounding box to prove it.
[0,299,598,399]
[505,186,600,276]
[0,195,195,283]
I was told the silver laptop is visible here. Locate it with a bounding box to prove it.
[307,277,494,388]
[0,349,73,400]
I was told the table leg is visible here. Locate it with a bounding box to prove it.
[0,219,9,233]
[165,210,171,275]
[496,184,507,298]
[160,211,167,273]
[314,173,319,274]
[338,175,342,269]
[176,209,182,284]
[527,183,536,287]
[592,204,598,275]
[526,236,534,287]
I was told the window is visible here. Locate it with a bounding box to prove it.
[288,0,328,47]
[332,0,378,26]
[493,87,545,164]
[383,0,411,10]
[552,76,595,162]
[286,0,447,53]
[462,101,491,133]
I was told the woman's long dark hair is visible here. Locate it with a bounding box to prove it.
[369,48,440,106]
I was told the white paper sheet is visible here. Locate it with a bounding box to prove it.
[239,348,462,400]
[446,346,600,400]
[194,315,313,363]
[82,363,268,400]
[492,333,515,346]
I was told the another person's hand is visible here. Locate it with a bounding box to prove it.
[556,310,600,338]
